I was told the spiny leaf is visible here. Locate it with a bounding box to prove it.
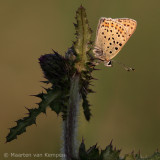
[80,69,95,121]
[148,152,160,160]
[82,94,91,121]
[100,143,121,160]
[74,5,93,72]
[6,89,61,142]
[87,144,100,160]
[78,140,160,160]
[50,101,62,115]
[125,151,160,160]
[79,139,88,160]
[78,141,121,160]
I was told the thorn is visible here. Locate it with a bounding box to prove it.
[93,68,101,71]
[40,81,50,84]
[56,114,60,118]
[41,86,48,91]
[72,41,76,44]
[118,149,121,153]
[15,120,19,123]
[73,23,77,27]
[51,49,58,54]
[24,106,29,110]
[138,149,141,155]
[95,143,98,147]
[80,4,84,9]
[82,137,85,143]
[91,77,98,80]
[110,139,113,146]
[131,150,134,155]
[42,110,47,115]
[89,90,96,94]
[33,120,37,126]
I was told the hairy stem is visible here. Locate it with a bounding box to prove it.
[62,74,81,160]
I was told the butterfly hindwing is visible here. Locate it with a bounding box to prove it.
[94,17,137,63]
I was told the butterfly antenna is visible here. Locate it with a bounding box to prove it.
[112,60,135,71]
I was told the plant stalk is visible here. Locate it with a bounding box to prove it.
[62,74,81,160]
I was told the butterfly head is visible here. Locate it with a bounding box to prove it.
[104,60,112,67]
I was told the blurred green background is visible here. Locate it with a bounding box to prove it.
[0,0,160,159]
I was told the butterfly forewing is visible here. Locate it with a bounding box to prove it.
[115,18,137,41]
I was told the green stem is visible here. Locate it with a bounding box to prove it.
[62,74,81,160]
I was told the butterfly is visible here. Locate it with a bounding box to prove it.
[93,17,137,68]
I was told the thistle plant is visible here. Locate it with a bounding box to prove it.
[6,5,160,160]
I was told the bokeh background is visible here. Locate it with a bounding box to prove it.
[0,0,160,159]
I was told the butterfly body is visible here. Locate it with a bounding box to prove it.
[93,17,137,66]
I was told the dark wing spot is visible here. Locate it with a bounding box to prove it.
[102,32,104,35]
[104,36,106,38]
[113,41,115,44]
[110,30,112,32]
[108,38,110,40]
[117,42,119,44]
[112,37,114,40]
[119,43,122,46]
[109,51,112,54]
[118,35,120,37]
[107,46,109,48]
[115,47,118,50]
[109,43,112,45]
